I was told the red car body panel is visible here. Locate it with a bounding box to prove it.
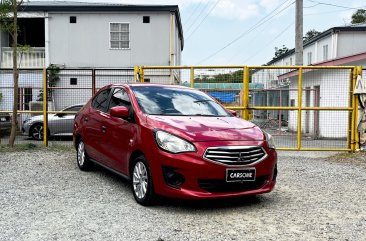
[73,84,277,200]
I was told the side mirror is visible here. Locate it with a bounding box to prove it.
[110,106,129,119]
[228,109,237,117]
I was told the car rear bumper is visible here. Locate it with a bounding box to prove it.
[145,140,277,199]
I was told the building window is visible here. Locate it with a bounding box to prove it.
[290,99,295,107]
[70,16,77,23]
[143,16,150,23]
[323,45,328,61]
[307,52,312,65]
[70,78,77,85]
[110,23,130,49]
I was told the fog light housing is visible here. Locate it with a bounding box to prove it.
[162,166,185,189]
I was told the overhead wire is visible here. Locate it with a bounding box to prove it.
[185,1,212,33]
[183,0,204,26]
[307,0,365,10]
[186,0,221,40]
[241,22,294,63]
[195,0,295,65]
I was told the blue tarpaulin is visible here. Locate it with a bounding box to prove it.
[208,92,236,103]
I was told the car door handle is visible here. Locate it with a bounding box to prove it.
[101,126,107,133]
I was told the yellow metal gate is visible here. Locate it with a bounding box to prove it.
[136,65,362,152]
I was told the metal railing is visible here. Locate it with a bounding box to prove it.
[0,65,362,151]
[137,65,362,152]
[1,47,45,68]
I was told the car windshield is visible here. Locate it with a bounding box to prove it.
[131,86,230,116]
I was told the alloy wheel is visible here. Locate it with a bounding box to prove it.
[77,141,85,167]
[32,124,43,140]
[132,161,148,200]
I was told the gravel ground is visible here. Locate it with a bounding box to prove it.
[1,149,366,241]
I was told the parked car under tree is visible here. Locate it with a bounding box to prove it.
[73,84,277,206]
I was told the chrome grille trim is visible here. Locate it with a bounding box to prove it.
[203,146,267,166]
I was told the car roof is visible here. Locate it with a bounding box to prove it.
[110,83,192,90]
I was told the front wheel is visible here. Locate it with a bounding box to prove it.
[77,140,92,171]
[131,156,156,206]
[30,123,43,140]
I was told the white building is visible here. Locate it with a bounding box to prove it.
[0,1,184,111]
[252,23,366,139]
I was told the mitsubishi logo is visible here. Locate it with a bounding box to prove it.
[238,152,246,161]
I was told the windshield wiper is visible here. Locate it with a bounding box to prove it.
[194,99,213,103]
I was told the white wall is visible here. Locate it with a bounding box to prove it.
[288,69,350,138]
[337,31,366,58]
[48,12,182,68]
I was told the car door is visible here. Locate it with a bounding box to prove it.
[50,105,82,135]
[83,89,112,165]
[103,88,137,175]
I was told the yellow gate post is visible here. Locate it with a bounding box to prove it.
[190,67,194,88]
[43,68,48,147]
[140,67,145,83]
[242,66,250,120]
[297,67,303,150]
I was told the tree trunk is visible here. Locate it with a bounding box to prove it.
[8,0,18,147]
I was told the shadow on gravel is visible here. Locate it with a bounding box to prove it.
[90,162,276,210]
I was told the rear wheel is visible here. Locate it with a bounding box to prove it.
[77,140,92,171]
[131,156,156,206]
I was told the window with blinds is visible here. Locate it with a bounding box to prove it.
[110,23,130,49]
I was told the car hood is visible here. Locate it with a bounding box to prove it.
[147,115,264,142]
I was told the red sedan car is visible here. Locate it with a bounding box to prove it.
[73,84,277,206]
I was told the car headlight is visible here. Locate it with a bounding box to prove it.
[263,131,276,149]
[154,130,196,153]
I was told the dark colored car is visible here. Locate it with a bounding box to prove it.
[0,112,11,132]
[73,84,277,206]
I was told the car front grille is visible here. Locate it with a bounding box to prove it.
[198,175,269,193]
[203,146,267,166]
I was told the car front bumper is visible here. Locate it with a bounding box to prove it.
[145,140,277,200]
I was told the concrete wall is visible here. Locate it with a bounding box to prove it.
[48,12,182,68]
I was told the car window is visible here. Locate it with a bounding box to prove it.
[131,86,230,117]
[108,88,131,112]
[92,89,111,112]
[63,105,82,112]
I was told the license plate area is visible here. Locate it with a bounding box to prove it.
[226,168,256,182]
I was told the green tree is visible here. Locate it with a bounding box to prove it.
[273,45,289,59]
[351,9,366,24]
[303,29,321,42]
[0,0,23,147]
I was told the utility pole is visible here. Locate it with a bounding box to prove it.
[295,0,303,65]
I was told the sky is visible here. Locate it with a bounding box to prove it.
[36,0,366,66]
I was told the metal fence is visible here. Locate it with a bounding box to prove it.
[0,66,361,151]
[138,65,361,151]
[0,68,135,146]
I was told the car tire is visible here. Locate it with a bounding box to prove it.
[77,139,93,171]
[131,155,156,206]
[30,123,43,140]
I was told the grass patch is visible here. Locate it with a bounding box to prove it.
[325,151,366,168]
[0,143,74,153]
